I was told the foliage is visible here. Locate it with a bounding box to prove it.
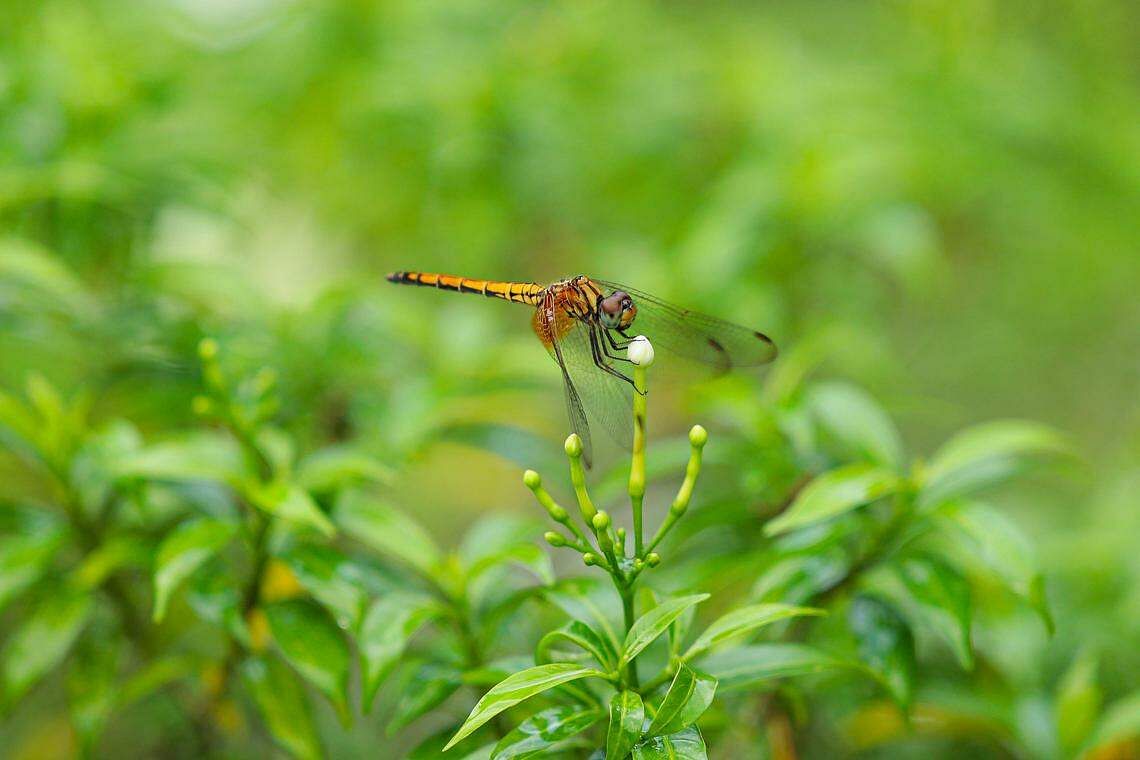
[1,0,1138,757]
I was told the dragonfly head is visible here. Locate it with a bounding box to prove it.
[598,290,637,330]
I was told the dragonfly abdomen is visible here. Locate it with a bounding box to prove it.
[387,271,543,305]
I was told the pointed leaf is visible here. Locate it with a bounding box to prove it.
[152,518,237,623]
[607,690,644,760]
[621,595,710,666]
[264,599,351,723]
[249,481,335,537]
[359,594,444,711]
[536,620,619,671]
[764,463,899,536]
[1055,649,1100,753]
[701,643,858,692]
[647,665,717,736]
[444,663,605,750]
[632,726,708,759]
[936,501,1053,633]
[296,445,394,493]
[490,705,601,759]
[849,595,915,709]
[919,420,1070,507]
[388,662,463,734]
[241,655,322,760]
[806,381,904,468]
[0,518,65,613]
[279,544,371,631]
[334,489,440,575]
[893,555,973,669]
[682,603,825,662]
[2,586,93,703]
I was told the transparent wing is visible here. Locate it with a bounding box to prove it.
[544,319,596,469]
[555,319,634,454]
[594,280,777,372]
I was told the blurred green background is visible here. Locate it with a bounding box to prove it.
[1,0,1137,756]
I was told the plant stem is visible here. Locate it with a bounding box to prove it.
[618,582,639,689]
[629,365,648,556]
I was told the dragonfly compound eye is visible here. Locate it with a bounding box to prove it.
[599,291,629,329]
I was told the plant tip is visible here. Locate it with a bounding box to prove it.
[646,552,661,567]
[627,335,655,366]
[564,434,583,457]
[689,424,708,447]
[523,469,542,489]
[592,511,611,531]
[544,531,566,547]
[582,553,599,566]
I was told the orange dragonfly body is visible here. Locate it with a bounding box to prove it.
[388,270,777,465]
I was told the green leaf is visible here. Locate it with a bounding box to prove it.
[1055,648,1100,753]
[118,655,198,709]
[631,726,708,759]
[444,663,606,751]
[536,620,619,671]
[334,489,440,575]
[647,664,717,736]
[936,501,1053,633]
[849,595,915,709]
[0,237,96,315]
[607,690,645,760]
[68,632,122,751]
[2,586,93,703]
[806,381,904,468]
[919,420,1070,507]
[152,518,237,623]
[701,643,857,692]
[388,662,463,734]
[296,444,394,493]
[241,655,322,760]
[468,543,554,587]
[764,463,900,536]
[264,599,351,723]
[893,554,973,670]
[490,705,601,759]
[682,603,825,662]
[359,593,444,711]
[1084,691,1140,755]
[279,543,371,631]
[544,579,622,653]
[621,595,710,666]
[248,481,335,537]
[0,518,65,613]
[114,432,246,486]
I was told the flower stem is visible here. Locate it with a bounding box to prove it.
[630,365,648,556]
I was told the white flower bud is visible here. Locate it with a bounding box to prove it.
[627,335,655,366]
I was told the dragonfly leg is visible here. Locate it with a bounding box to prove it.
[600,329,634,364]
[587,325,635,387]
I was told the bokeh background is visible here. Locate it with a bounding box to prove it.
[1,0,1137,757]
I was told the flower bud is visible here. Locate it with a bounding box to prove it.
[592,511,611,531]
[689,424,708,448]
[523,470,542,489]
[627,335,655,366]
[544,531,567,547]
[646,552,661,567]
[582,553,599,567]
[564,434,583,458]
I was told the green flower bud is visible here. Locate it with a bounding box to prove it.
[646,552,661,567]
[544,531,567,547]
[549,504,569,522]
[582,553,599,566]
[689,424,708,448]
[523,470,542,489]
[564,434,583,458]
[592,511,611,531]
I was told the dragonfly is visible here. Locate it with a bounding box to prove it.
[388,271,777,466]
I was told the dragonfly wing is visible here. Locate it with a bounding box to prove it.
[554,319,634,453]
[594,280,777,372]
[546,318,596,468]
